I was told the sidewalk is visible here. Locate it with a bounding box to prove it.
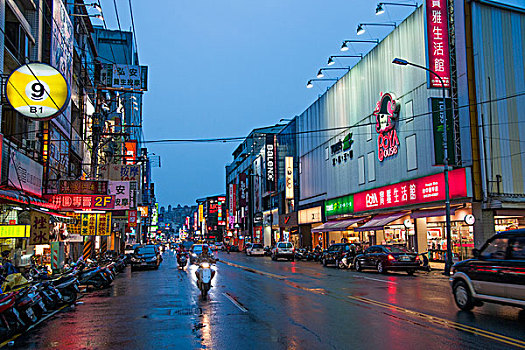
[429,261,445,271]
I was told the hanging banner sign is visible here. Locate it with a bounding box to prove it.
[59,180,108,195]
[46,194,115,211]
[426,0,451,88]
[80,213,112,236]
[265,135,276,192]
[128,210,138,227]
[374,92,400,162]
[29,212,51,245]
[5,63,70,120]
[100,164,141,181]
[0,225,30,238]
[430,97,455,166]
[124,141,138,165]
[8,148,44,197]
[100,64,148,91]
[108,181,131,210]
[239,174,248,207]
[285,157,294,199]
[137,206,149,217]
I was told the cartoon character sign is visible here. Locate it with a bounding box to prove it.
[374,93,400,162]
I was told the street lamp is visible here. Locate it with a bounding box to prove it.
[306,79,337,88]
[392,57,452,276]
[327,55,362,66]
[376,2,418,15]
[357,22,396,35]
[340,39,379,51]
[317,67,350,78]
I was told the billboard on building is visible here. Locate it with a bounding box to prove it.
[59,180,108,195]
[8,148,43,197]
[100,164,141,181]
[51,0,73,136]
[108,181,131,210]
[124,141,138,165]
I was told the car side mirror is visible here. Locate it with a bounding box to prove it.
[472,248,480,258]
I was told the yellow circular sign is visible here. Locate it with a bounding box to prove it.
[5,63,70,120]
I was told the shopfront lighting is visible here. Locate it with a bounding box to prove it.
[376,2,418,16]
[306,79,337,89]
[327,55,362,66]
[392,57,452,276]
[356,22,396,35]
[12,206,23,211]
[39,207,50,212]
[340,39,379,52]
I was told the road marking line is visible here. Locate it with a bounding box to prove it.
[219,260,286,280]
[219,259,525,348]
[347,295,525,349]
[222,293,248,312]
[361,276,398,284]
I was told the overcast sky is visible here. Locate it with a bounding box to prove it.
[98,0,416,207]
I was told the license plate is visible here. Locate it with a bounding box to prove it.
[12,308,19,319]
[26,308,35,319]
[56,291,62,299]
[400,256,410,261]
[202,269,211,281]
[38,300,45,310]
[141,262,147,266]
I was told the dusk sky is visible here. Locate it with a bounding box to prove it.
[99,0,415,207]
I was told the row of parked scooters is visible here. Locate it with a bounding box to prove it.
[0,252,129,342]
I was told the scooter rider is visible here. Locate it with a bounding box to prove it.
[195,245,216,280]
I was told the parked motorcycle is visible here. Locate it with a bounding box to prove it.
[0,292,25,338]
[294,248,308,261]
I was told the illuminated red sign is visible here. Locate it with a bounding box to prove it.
[426,0,450,88]
[124,140,137,165]
[128,210,138,227]
[45,194,115,211]
[374,93,400,162]
[354,168,468,212]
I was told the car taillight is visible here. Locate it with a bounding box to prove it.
[387,254,395,261]
[276,248,279,253]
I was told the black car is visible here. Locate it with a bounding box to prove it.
[354,245,420,275]
[450,229,525,311]
[130,245,161,270]
[321,243,361,268]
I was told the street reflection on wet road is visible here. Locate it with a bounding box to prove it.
[10,250,525,349]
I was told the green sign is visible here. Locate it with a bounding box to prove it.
[325,195,354,217]
[431,97,456,166]
[343,132,353,151]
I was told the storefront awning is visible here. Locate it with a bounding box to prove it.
[312,218,364,232]
[0,189,57,210]
[354,212,407,232]
[410,208,457,219]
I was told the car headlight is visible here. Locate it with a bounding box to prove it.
[201,262,210,268]
[149,257,157,262]
[131,258,138,262]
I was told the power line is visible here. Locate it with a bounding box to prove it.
[128,0,139,62]
[141,90,525,144]
[112,0,129,64]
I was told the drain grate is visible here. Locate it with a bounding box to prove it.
[171,307,202,316]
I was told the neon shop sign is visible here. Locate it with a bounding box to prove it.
[374,92,400,162]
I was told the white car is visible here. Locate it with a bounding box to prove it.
[246,243,265,256]
[271,242,295,261]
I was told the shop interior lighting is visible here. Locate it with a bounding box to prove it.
[376,2,418,15]
[327,55,362,66]
[340,39,379,51]
[356,22,396,35]
[317,67,350,78]
[306,78,337,88]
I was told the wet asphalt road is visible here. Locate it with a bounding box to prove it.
[10,250,525,350]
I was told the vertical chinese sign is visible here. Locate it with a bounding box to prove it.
[426,0,450,88]
[128,210,138,227]
[30,212,50,245]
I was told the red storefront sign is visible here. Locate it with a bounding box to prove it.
[128,210,138,227]
[426,0,451,88]
[374,93,400,162]
[45,194,115,211]
[124,140,137,165]
[354,168,467,212]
